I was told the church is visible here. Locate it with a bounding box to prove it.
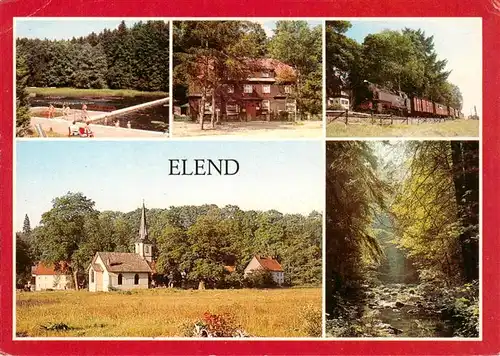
[88,202,154,292]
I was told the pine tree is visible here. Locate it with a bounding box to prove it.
[23,214,31,235]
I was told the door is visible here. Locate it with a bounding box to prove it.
[245,102,257,120]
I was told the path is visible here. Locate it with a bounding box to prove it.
[173,120,322,138]
[30,117,167,138]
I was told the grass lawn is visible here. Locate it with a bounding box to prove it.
[27,87,168,98]
[326,119,479,137]
[16,287,321,338]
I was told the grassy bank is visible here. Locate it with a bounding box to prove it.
[16,288,321,337]
[327,119,479,137]
[27,87,168,98]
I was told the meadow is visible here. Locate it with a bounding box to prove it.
[16,288,321,338]
[326,119,479,137]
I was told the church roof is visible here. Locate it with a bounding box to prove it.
[136,201,150,243]
[96,252,152,273]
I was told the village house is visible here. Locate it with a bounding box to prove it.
[327,67,351,110]
[188,58,297,122]
[244,255,285,285]
[88,202,153,292]
[31,262,72,291]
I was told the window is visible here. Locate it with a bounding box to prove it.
[286,101,296,112]
[284,85,291,94]
[244,84,253,94]
[117,273,123,285]
[91,271,94,283]
[145,245,149,254]
[262,100,270,110]
[134,274,139,285]
[227,84,234,93]
[262,85,271,94]
[262,72,270,78]
[226,103,239,113]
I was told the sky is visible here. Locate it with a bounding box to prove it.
[15,19,322,40]
[254,20,323,37]
[15,141,323,230]
[15,19,143,40]
[345,18,482,117]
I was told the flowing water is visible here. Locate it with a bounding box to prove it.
[362,283,453,337]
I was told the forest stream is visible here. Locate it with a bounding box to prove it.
[360,283,453,337]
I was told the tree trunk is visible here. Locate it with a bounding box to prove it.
[211,93,216,128]
[198,280,205,290]
[199,94,205,130]
[73,270,79,291]
[450,141,479,282]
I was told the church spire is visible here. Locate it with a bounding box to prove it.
[138,200,149,243]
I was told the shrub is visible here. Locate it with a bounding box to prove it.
[216,272,244,289]
[183,312,243,337]
[327,103,344,110]
[243,269,277,288]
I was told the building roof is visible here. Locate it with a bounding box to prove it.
[148,260,157,274]
[255,256,283,272]
[96,252,152,273]
[248,58,296,81]
[188,57,296,95]
[32,261,70,276]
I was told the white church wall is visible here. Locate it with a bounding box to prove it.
[88,268,96,292]
[109,272,149,290]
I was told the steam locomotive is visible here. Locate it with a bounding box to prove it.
[357,81,462,119]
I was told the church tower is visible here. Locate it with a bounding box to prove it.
[135,201,153,262]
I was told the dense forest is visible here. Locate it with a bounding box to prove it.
[16,193,322,290]
[326,21,463,109]
[173,20,322,125]
[325,141,479,337]
[16,21,169,92]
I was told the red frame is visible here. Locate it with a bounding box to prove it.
[1,0,499,354]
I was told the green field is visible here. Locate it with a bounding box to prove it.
[27,87,168,98]
[326,119,479,137]
[16,288,321,338]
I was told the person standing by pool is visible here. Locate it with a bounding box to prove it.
[63,104,71,118]
[81,103,88,121]
[48,104,55,119]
